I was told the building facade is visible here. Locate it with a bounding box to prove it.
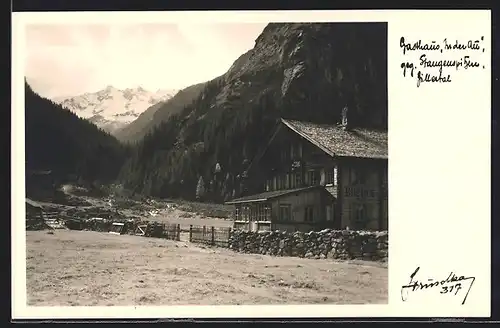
[226,118,388,232]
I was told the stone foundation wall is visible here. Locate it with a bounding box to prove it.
[228,229,388,261]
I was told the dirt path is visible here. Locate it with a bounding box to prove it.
[26,230,388,306]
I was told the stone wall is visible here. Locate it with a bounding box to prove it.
[228,229,388,261]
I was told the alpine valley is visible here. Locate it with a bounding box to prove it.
[25,22,387,203]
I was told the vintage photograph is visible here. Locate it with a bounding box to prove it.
[24,21,388,306]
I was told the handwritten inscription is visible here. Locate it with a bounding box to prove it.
[401,267,475,305]
[400,36,486,87]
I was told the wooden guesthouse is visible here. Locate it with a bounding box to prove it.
[226,116,388,233]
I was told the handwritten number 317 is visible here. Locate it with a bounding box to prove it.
[441,283,462,295]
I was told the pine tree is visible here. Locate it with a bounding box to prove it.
[195,176,205,200]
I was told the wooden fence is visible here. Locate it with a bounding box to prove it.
[189,225,232,247]
[162,223,181,241]
[62,218,181,241]
[112,221,180,241]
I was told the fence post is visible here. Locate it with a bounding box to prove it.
[176,224,181,241]
[228,227,232,248]
[189,225,193,242]
[211,226,215,246]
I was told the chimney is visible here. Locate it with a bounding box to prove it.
[341,105,350,131]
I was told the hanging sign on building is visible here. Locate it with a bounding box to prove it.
[344,186,377,199]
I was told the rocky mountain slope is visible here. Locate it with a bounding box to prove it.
[53,86,177,134]
[114,82,207,143]
[119,22,388,201]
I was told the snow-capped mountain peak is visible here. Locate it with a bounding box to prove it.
[52,86,177,135]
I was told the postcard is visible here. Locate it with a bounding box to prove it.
[11,9,491,319]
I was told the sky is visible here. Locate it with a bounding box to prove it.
[25,23,268,98]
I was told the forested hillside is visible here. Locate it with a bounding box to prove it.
[25,82,129,188]
[118,23,388,203]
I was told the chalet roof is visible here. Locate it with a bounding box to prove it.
[225,186,323,205]
[281,118,388,159]
[26,198,43,209]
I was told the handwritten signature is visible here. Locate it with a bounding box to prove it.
[401,267,475,305]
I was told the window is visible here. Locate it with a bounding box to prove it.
[280,175,287,190]
[242,205,250,221]
[350,167,368,185]
[291,143,302,160]
[307,170,319,186]
[326,168,335,185]
[325,205,334,221]
[295,172,302,187]
[249,205,255,221]
[263,204,271,221]
[353,204,367,230]
[235,206,240,220]
[279,204,291,222]
[349,168,357,185]
[256,203,271,221]
[304,206,314,222]
[290,174,296,188]
[284,174,290,189]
